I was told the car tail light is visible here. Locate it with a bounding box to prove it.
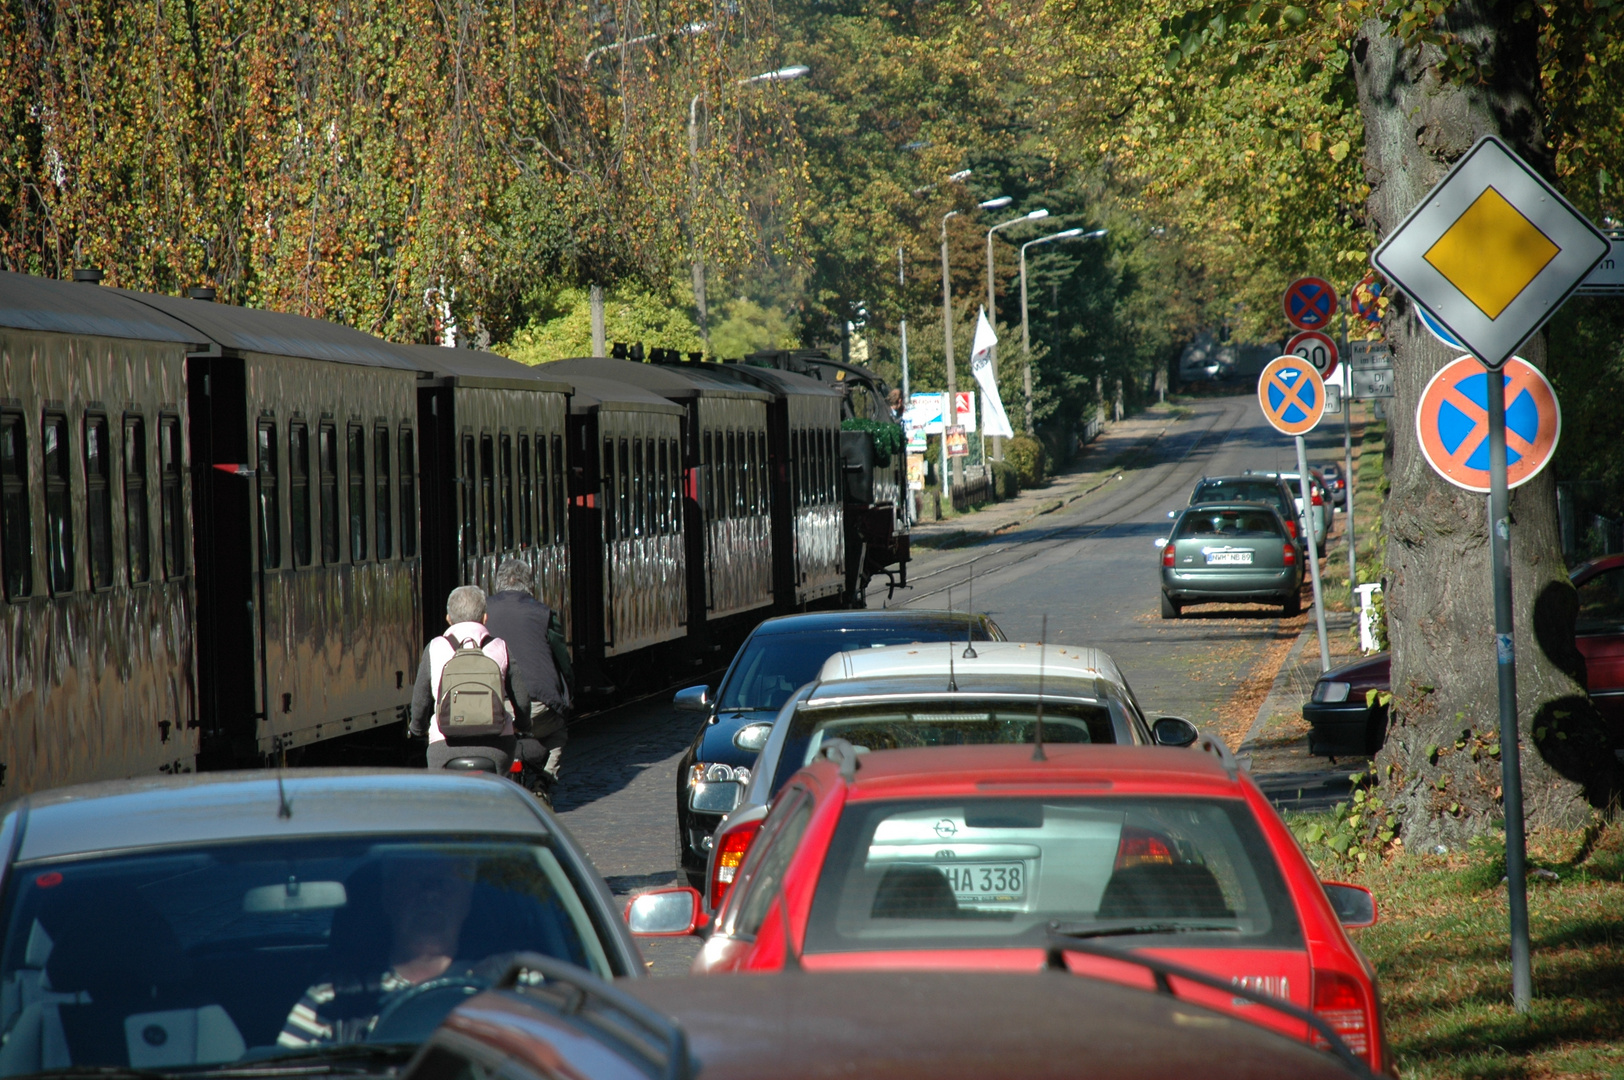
[709,818,764,910]
[1283,543,1297,566]
[509,760,524,775]
[1312,969,1373,1065]
[1114,826,1176,870]
[1311,490,1323,506]
[1283,517,1298,538]
[1162,544,1175,567]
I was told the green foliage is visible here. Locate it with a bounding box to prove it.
[498,282,701,363]
[841,418,905,466]
[1291,771,1399,868]
[991,459,1022,500]
[709,297,800,360]
[1004,435,1047,488]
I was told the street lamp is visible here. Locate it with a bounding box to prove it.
[584,21,710,67]
[983,208,1048,458]
[940,194,1010,493]
[688,64,809,350]
[1020,227,1106,435]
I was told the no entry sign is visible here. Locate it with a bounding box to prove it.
[1415,355,1560,492]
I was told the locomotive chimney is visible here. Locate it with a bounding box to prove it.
[187,286,217,301]
[71,268,103,284]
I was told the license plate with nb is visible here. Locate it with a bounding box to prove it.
[939,862,1026,902]
[1206,550,1253,565]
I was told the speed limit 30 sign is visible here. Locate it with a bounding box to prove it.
[1285,330,1339,380]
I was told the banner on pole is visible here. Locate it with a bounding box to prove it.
[969,308,1015,439]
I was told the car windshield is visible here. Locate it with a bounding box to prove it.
[804,796,1300,955]
[1190,480,1284,507]
[718,624,997,712]
[0,836,611,1074]
[1175,510,1283,540]
[771,701,1113,792]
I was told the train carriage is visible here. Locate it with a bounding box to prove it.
[545,357,775,638]
[0,272,206,796]
[697,360,845,608]
[117,289,428,767]
[406,345,572,648]
[560,374,687,690]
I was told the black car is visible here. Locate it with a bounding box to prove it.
[1303,653,1392,757]
[0,770,644,1078]
[672,609,1004,887]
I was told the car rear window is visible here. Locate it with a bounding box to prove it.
[719,625,998,712]
[1190,481,1284,506]
[1175,509,1283,540]
[771,700,1114,793]
[804,796,1301,955]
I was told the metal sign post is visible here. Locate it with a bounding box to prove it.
[1484,372,1533,1012]
[1258,354,1332,673]
[1340,312,1356,598]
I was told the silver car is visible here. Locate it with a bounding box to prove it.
[1159,502,1303,618]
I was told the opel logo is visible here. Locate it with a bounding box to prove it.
[933,819,958,838]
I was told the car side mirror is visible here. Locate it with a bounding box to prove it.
[673,685,712,713]
[1152,716,1199,747]
[1322,882,1377,927]
[625,887,705,936]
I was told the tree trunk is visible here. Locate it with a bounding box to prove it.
[1355,3,1621,850]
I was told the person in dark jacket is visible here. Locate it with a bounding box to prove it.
[486,559,568,798]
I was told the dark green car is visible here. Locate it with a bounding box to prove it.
[1159,502,1302,619]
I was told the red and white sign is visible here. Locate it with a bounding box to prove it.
[1285,330,1339,380]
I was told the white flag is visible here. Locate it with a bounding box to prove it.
[968,307,1014,438]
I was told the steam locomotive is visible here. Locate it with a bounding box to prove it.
[0,271,908,796]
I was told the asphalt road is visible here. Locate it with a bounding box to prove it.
[554,389,1360,975]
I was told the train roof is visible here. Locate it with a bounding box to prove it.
[559,373,685,417]
[707,360,842,399]
[111,289,427,372]
[392,343,573,394]
[544,357,772,403]
[0,272,210,346]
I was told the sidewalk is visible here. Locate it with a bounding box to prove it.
[909,404,1189,551]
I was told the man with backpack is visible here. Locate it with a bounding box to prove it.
[485,559,571,802]
[409,585,527,771]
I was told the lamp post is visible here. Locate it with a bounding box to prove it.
[940,195,1010,495]
[688,64,808,350]
[984,208,1047,458]
[1020,227,1106,435]
[585,21,710,67]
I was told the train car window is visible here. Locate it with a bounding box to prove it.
[460,435,476,558]
[160,415,186,579]
[534,436,547,547]
[518,434,533,548]
[0,412,31,599]
[499,433,514,551]
[631,437,646,538]
[800,429,812,509]
[288,422,311,568]
[670,438,682,533]
[728,430,741,520]
[479,433,496,555]
[549,434,565,545]
[256,422,281,571]
[84,415,115,588]
[656,438,669,535]
[823,429,834,505]
[123,416,151,584]
[618,438,632,539]
[701,430,714,522]
[347,424,367,562]
[374,426,392,560]
[399,428,417,558]
[747,429,760,515]
[43,412,74,594]
[318,423,339,565]
[645,437,657,536]
[602,437,616,542]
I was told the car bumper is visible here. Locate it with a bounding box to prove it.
[1162,567,1300,603]
[1303,700,1387,756]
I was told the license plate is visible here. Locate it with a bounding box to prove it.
[938,862,1026,902]
[1206,550,1253,565]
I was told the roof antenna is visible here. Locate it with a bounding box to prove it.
[1033,614,1048,762]
[962,559,978,659]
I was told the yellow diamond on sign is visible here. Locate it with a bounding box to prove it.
[1423,186,1560,319]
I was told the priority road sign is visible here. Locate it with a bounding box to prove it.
[1373,135,1610,369]
[1284,277,1338,331]
[1285,330,1339,380]
[1415,355,1560,492]
[1258,354,1326,435]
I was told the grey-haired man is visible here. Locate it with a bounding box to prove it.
[485,559,569,801]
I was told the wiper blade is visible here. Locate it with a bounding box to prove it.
[1049,921,1242,939]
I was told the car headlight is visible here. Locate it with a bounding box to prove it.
[1313,681,1351,704]
[733,722,773,752]
[687,763,750,814]
[687,763,752,786]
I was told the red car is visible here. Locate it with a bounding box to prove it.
[630,742,1389,1073]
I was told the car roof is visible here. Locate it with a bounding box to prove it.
[6,769,549,861]
[448,971,1353,1080]
[1179,500,1282,514]
[1197,474,1286,484]
[815,640,1119,685]
[747,610,999,637]
[544,357,772,403]
[827,743,1242,796]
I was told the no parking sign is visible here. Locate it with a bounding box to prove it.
[1415,356,1560,492]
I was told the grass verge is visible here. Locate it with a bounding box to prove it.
[1289,815,1624,1079]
